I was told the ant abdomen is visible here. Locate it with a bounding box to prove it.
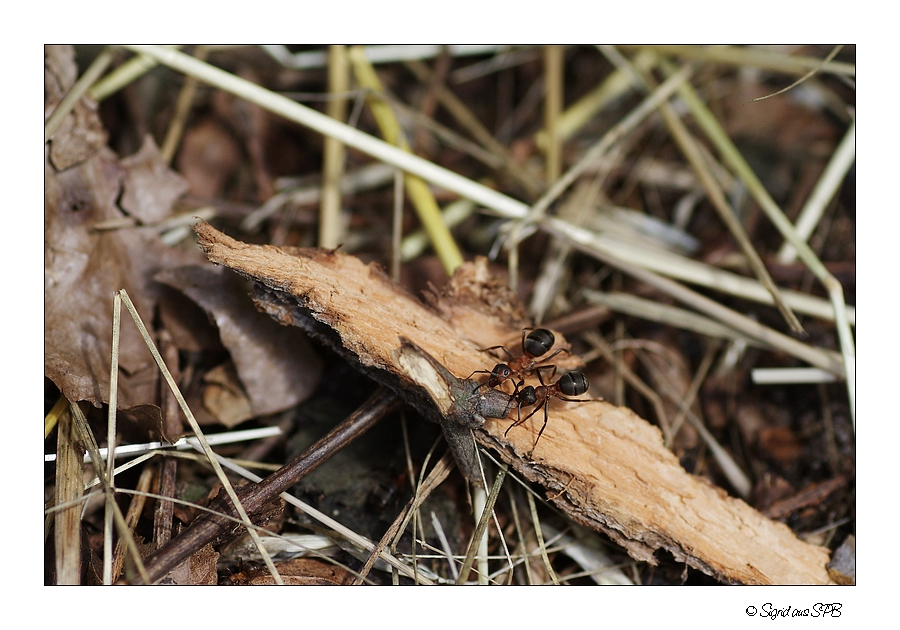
[557,370,588,398]
[522,328,555,358]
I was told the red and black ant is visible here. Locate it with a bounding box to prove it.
[469,328,569,392]
[505,369,592,453]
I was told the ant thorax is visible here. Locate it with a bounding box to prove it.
[469,328,570,393]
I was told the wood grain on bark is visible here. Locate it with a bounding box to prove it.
[192,221,834,585]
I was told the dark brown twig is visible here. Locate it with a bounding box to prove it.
[122,388,401,584]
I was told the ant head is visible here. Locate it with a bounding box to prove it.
[558,371,589,397]
[492,363,512,380]
[523,328,555,358]
[517,385,538,407]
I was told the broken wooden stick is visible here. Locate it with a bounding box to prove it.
[192,220,834,585]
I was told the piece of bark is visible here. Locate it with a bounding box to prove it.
[826,534,855,586]
[192,221,834,585]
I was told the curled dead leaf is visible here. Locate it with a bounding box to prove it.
[156,264,322,421]
[44,45,204,411]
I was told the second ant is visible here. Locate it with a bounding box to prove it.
[469,328,569,393]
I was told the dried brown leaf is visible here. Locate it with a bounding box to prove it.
[119,135,190,224]
[44,144,157,407]
[203,362,254,428]
[246,558,355,586]
[155,264,322,418]
[44,45,203,409]
[156,285,222,353]
[177,117,242,199]
[157,544,219,585]
[45,45,108,171]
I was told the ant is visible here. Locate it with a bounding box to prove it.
[218,559,265,585]
[505,370,592,453]
[469,328,569,393]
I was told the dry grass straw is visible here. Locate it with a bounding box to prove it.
[88,45,182,103]
[348,45,464,276]
[119,46,851,355]
[581,330,752,498]
[44,395,67,438]
[752,368,838,385]
[624,45,856,77]
[386,92,511,172]
[456,463,508,584]
[404,60,542,197]
[160,46,208,165]
[111,465,154,580]
[513,64,695,235]
[567,224,852,324]
[584,290,783,350]
[391,170,404,280]
[574,238,844,374]
[44,46,116,142]
[242,163,394,233]
[752,45,845,102]
[53,404,84,584]
[117,289,283,584]
[262,44,513,71]
[349,437,457,585]
[543,45,564,184]
[319,45,349,249]
[505,63,694,290]
[529,172,609,322]
[401,199,475,262]
[526,486,559,585]
[777,120,856,263]
[103,293,121,583]
[199,446,437,584]
[656,55,855,425]
[113,485,378,583]
[582,329,671,439]
[534,48,656,151]
[120,46,529,219]
[628,63,804,334]
[67,400,151,583]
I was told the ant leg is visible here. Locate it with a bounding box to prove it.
[538,347,570,365]
[534,369,550,387]
[508,376,526,400]
[504,399,541,435]
[533,363,558,383]
[530,401,551,454]
[554,396,594,403]
[479,344,515,362]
